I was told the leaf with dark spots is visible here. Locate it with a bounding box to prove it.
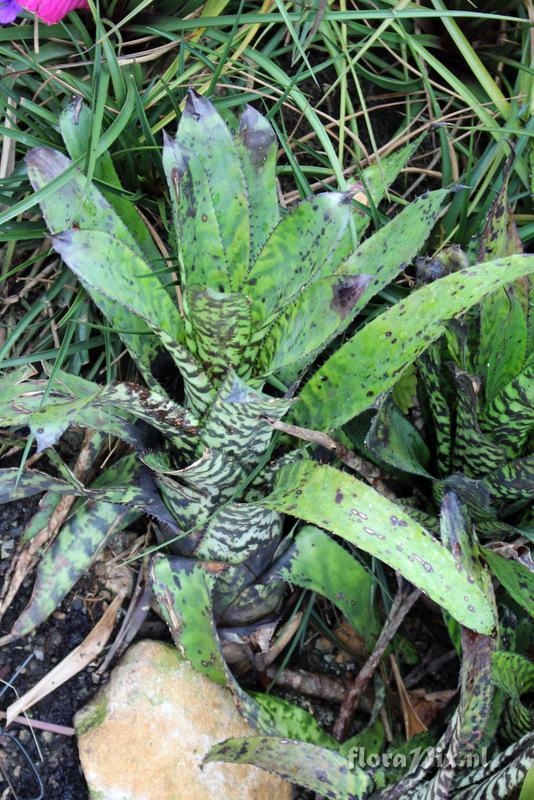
[150,555,328,738]
[294,254,534,432]
[244,192,352,323]
[436,491,496,795]
[236,105,279,261]
[477,152,523,264]
[330,275,372,319]
[173,89,250,291]
[263,461,495,633]
[205,736,372,799]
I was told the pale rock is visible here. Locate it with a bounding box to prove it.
[75,639,292,800]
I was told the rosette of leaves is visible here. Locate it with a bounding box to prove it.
[1,92,534,796]
[354,156,533,619]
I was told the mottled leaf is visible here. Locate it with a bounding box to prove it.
[172,90,250,291]
[184,286,253,380]
[26,148,165,385]
[452,370,507,477]
[205,736,372,799]
[478,290,527,402]
[437,493,495,797]
[59,99,161,266]
[492,652,534,742]
[365,397,432,478]
[250,693,338,749]
[50,228,215,415]
[263,525,381,646]
[294,255,534,431]
[263,461,495,633]
[235,104,280,261]
[0,457,143,643]
[483,548,534,617]
[199,371,292,467]
[479,355,534,458]
[245,192,353,322]
[417,344,453,475]
[483,456,534,505]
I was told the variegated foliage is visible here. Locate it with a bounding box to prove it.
[0,93,533,799]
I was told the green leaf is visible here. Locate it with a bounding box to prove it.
[294,254,534,431]
[50,227,215,414]
[244,192,353,322]
[26,147,166,385]
[417,344,453,475]
[249,694,338,749]
[235,105,280,261]
[365,397,432,478]
[0,456,142,644]
[169,90,250,292]
[479,355,534,458]
[205,736,372,799]
[183,287,253,380]
[198,372,292,468]
[258,189,448,377]
[492,652,534,741]
[193,502,283,623]
[258,273,371,374]
[483,455,534,505]
[478,291,527,402]
[391,364,418,414]
[440,493,495,765]
[263,461,495,634]
[59,98,161,266]
[151,554,313,736]
[332,136,425,263]
[452,369,507,477]
[263,525,381,646]
[483,549,534,617]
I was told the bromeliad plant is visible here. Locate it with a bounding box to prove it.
[1,91,534,798]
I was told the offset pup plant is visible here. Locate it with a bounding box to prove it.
[0,92,533,797]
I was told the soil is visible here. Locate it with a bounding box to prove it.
[0,499,99,800]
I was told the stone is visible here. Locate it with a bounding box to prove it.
[75,640,292,800]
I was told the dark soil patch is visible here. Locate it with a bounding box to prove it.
[0,499,99,800]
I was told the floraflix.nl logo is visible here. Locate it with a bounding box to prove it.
[346,746,490,772]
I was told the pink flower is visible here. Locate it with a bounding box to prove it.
[20,0,89,24]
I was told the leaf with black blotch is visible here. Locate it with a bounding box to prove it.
[294,254,534,432]
[244,192,353,322]
[235,104,280,261]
